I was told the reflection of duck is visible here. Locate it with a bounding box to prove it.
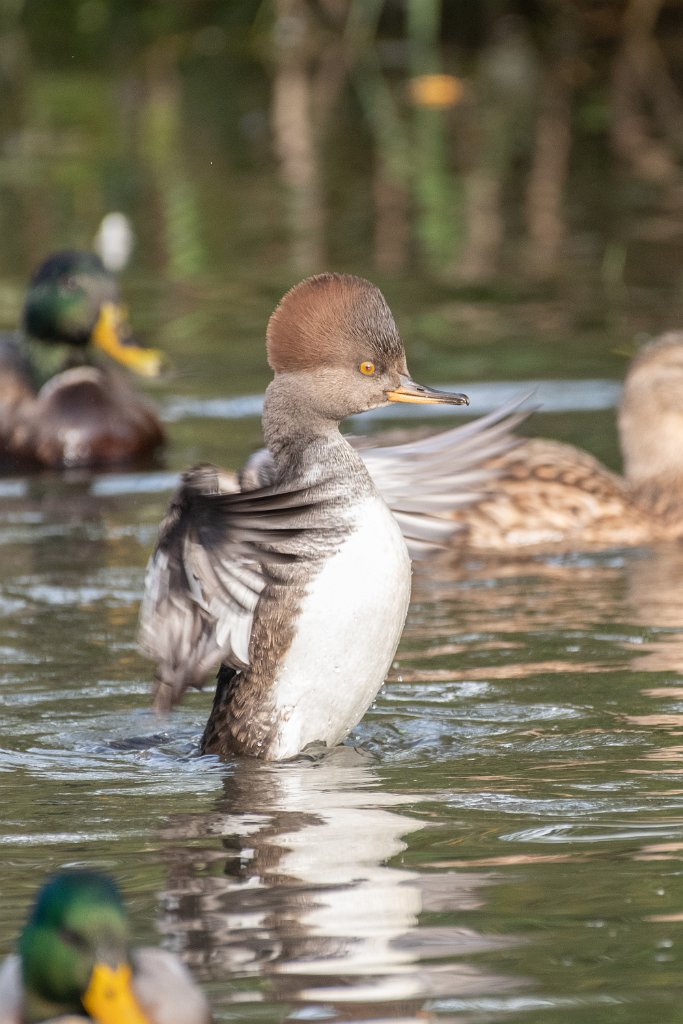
[155,751,519,1012]
[459,334,683,552]
[0,251,165,470]
[139,273,522,761]
[0,870,210,1023]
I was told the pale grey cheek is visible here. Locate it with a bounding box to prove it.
[364,392,389,412]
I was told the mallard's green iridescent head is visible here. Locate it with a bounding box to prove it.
[22,251,163,378]
[18,870,150,1023]
[24,252,116,348]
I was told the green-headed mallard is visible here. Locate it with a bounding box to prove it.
[0,870,211,1023]
[0,251,165,470]
[452,332,683,552]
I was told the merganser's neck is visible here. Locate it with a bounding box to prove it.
[263,374,352,470]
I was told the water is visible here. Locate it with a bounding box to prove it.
[4,8,683,1021]
[2,408,683,1023]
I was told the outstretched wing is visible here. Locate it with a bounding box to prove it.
[359,396,531,556]
[239,398,532,557]
[138,464,322,710]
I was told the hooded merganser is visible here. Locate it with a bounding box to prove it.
[0,251,165,470]
[139,272,524,760]
[0,870,210,1023]
[453,333,683,552]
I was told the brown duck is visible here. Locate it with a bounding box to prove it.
[0,251,165,470]
[457,333,683,551]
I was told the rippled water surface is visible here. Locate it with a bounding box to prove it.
[2,403,683,1024]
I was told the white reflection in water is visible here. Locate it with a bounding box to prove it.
[156,749,523,1011]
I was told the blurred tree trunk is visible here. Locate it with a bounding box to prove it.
[610,0,683,182]
[525,13,576,281]
[137,37,207,280]
[373,157,411,271]
[347,0,411,272]
[271,0,327,272]
[457,15,539,283]
[407,0,453,270]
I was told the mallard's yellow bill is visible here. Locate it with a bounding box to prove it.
[386,376,469,406]
[82,961,150,1024]
[92,302,164,378]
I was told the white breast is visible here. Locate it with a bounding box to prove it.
[268,496,411,759]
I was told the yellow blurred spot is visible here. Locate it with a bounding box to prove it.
[92,302,164,378]
[82,962,151,1024]
[408,74,464,109]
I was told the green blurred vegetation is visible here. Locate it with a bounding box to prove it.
[3,0,683,387]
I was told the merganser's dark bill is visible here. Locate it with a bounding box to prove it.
[386,374,469,405]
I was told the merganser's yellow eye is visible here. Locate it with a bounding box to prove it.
[359,361,376,376]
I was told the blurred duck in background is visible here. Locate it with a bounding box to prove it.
[0,870,211,1024]
[0,251,165,470]
[453,333,683,552]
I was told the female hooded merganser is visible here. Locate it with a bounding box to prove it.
[0,251,165,470]
[453,333,683,552]
[139,273,523,761]
[0,870,210,1023]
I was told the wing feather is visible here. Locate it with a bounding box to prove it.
[139,399,531,707]
[359,395,532,557]
[138,464,322,709]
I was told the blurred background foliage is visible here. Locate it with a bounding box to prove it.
[3,0,683,382]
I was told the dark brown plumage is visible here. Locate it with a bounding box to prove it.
[0,251,165,470]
